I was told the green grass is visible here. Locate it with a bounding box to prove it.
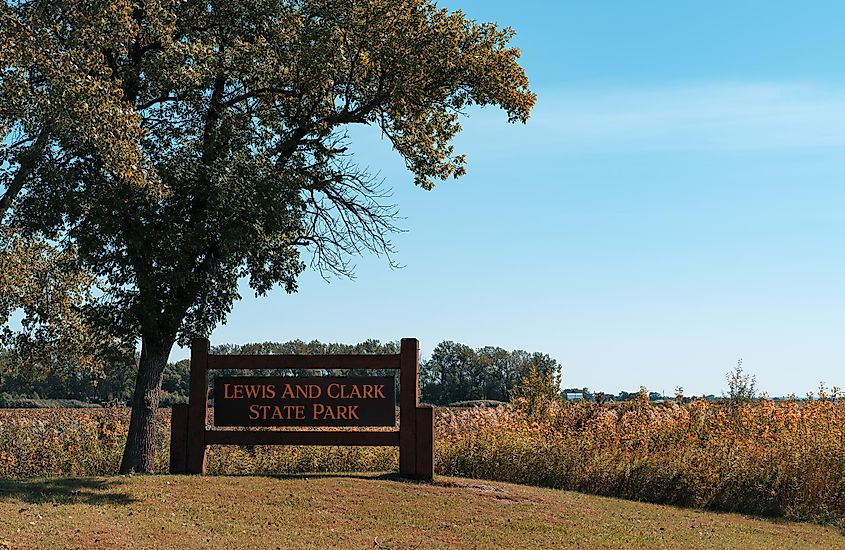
[0,475,843,549]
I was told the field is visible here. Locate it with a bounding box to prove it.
[1,392,844,533]
[1,474,844,549]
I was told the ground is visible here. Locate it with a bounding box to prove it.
[0,474,842,549]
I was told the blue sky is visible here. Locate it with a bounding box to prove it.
[189,1,844,396]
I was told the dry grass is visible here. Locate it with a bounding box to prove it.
[438,393,845,527]
[2,393,844,529]
[0,408,396,477]
[1,474,843,549]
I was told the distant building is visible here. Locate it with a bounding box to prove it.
[565,392,584,401]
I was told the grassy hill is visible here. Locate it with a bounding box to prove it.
[0,474,842,549]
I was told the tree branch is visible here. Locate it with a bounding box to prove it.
[0,128,49,223]
[137,94,178,110]
[274,93,388,166]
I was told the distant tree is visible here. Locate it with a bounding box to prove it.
[1,0,534,472]
[509,364,562,416]
[0,349,136,402]
[421,341,562,405]
[420,341,479,405]
[475,346,518,402]
[725,358,756,404]
[93,354,138,403]
[616,390,637,401]
[161,359,190,401]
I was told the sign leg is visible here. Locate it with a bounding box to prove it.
[415,405,434,481]
[186,338,209,475]
[399,338,419,477]
[169,404,188,474]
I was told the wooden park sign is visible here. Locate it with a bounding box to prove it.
[169,338,434,480]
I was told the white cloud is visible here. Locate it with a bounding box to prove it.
[463,82,845,152]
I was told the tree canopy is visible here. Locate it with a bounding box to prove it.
[0,0,534,471]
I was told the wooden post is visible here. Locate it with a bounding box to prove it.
[169,403,189,474]
[186,338,208,474]
[415,405,434,481]
[399,338,419,478]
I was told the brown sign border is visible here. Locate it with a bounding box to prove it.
[168,338,434,480]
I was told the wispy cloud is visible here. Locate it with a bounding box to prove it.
[465,82,845,152]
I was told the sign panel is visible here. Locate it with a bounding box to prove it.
[213,376,395,427]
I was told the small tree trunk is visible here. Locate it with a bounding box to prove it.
[119,338,172,474]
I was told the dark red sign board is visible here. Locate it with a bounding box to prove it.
[213,376,396,427]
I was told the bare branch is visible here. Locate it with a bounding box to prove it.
[298,156,403,278]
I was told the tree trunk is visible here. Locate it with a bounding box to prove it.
[119,337,172,474]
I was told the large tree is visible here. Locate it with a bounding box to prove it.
[0,0,535,472]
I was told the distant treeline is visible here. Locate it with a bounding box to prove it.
[0,339,563,407]
[420,341,560,404]
[7,339,735,406]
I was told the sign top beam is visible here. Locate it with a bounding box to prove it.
[206,354,401,371]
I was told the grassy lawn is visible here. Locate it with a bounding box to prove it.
[0,474,843,549]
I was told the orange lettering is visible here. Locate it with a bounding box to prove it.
[249,405,271,419]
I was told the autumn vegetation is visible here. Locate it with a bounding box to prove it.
[2,385,844,529]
